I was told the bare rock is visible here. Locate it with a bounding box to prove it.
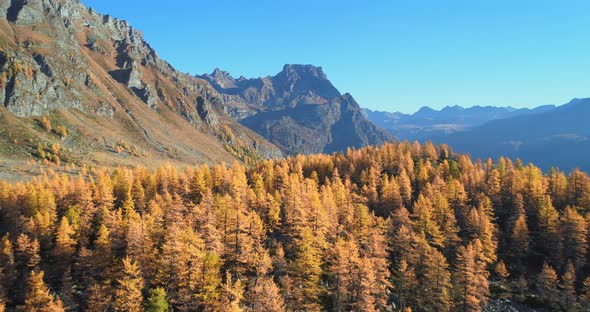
[196,96,218,127]
[8,0,45,25]
[199,64,393,155]
[131,83,158,110]
[109,63,142,89]
[0,0,10,19]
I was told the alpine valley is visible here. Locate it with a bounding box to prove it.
[2,1,590,312]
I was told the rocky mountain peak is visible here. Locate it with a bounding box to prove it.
[280,64,328,80]
[207,68,237,89]
[273,64,340,100]
[199,64,392,155]
[5,0,85,25]
[211,68,232,79]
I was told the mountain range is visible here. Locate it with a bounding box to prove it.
[364,104,556,141]
[0,0,388,177]
[365,100,590,171]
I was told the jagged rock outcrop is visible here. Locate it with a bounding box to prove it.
[7,0,45,25]
[198,64,393,155]
[1,0,220,121]
[0,0,282,166]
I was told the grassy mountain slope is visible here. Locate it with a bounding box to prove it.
[0,0,282,174]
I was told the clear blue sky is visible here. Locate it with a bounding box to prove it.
[81,0,590,113]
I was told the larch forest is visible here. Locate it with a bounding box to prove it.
[1,141,590,311]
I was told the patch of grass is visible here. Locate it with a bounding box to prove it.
[109,138,148,158]
[34,113,73,139]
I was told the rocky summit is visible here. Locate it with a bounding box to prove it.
[198,65,393,155]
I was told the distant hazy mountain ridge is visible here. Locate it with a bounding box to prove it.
[436,98,590,171]
[364,100,590,171]
[364,104,556,142]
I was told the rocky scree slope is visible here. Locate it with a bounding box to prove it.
[198,65,393,155]
[0,0,282,170]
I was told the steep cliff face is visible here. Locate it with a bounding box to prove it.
[199,65,393,155]
[0,0,282,168]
